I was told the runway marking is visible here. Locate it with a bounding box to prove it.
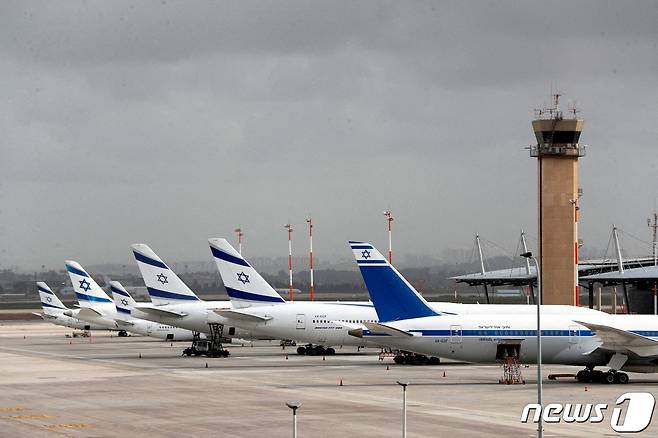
[0,407,25,412]
[44,423,90,429]
[11,414,56,419]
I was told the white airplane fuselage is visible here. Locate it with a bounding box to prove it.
[73,302,198,340]
[362,313,658,373]
[216,302,604,348]
[132,300,260,339]
[43,311,109,331]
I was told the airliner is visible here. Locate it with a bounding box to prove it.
[206,238,602,355]
[130,244,256,341]
[65,260,203,340]
[34,282,110,331]
[109,281,199,341]
[348,241,658,384]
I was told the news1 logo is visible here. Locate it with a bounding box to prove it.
[520,393,655,433]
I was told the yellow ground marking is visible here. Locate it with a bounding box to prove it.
[43,423,91,429]
[0,407,25,412]
[11,414,56,420]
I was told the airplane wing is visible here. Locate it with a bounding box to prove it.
[215,309,272,322]
[32,312,44,319]
[135,306,187,318]
[575,320,658,357]
[364,322,414,337]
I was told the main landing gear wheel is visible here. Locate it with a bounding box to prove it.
[576,369,592,383]
[615,372,629,384]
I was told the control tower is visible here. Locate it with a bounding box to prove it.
[530,94,585,305]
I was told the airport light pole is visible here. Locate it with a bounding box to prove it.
[384,210,393,264]
[285,401,301,438]
[285,223,294,301]
[234,228,244,255]
[306,217,314,301]
[396,381,409,438]
[521,251,542,438]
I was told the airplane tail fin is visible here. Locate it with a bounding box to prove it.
[37,282,68,314]
[64,261,113,308]
[110,281,136,320]
[131,244,201,305]
[208,238,285,308]
[349,241,438,322]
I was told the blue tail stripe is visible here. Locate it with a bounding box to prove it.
[358,265,438,322]
[110,286,130,297]
[75,292,112,303]
[146,287,200,301]
[41,302,66,310]
[66,264,89,277]
[350,245,373,250]
[133,251,168,269]
[38,286,54,295]
[225,286,285,303]
[116,307,131,314]
[210,246,250,267]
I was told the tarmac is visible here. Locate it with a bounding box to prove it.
[1,321,658,437]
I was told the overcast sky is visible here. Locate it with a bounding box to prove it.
[1,1,657,271]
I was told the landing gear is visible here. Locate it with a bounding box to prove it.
[295,344,336,356]
[117,330,128,337]
[576,368,629,384]
[615,372,629,384]
[392,351,440,365]
[182,324,230,358]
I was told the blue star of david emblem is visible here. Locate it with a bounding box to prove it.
[46,296,52,303]
[361,249,371,259]
[237,271,250,285]
[157,273,168,285]
[120,299,129,306]
[79,279,91,292]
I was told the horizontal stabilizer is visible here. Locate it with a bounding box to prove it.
[135,306,187,318]
[576,320,658,357]
[32,312,44,319]
[77,307,104,318]
[215,309,272,322]
[364,322,413,337]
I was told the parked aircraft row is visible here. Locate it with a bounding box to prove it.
[36,238,658,383]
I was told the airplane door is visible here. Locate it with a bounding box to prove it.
[568,325,579,344]
[450,325,462,344]
[296,314,305,330]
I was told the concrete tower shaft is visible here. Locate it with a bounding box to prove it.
[530,101,585,306]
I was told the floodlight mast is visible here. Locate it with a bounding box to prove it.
[285,401,301,438]
[307,217,314,301]
[234,228,244,255]
[384,210,393,264]
[521,251,543,438]
[284,223,294,301]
